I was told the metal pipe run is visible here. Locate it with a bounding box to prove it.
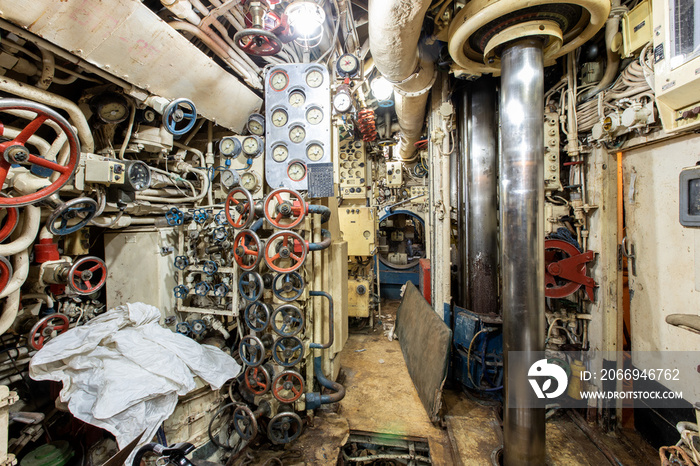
[500,38,545,466]
[456,88,469,309]
[468,77,499,317]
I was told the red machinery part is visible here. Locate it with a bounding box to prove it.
[68,256,107,295]
[0,206,19,242]
[544,239,597,301]
[233,229,262,271]
[0,99,80,207]
[357,108,377,142]
[34,238,60,263]
[244,366,271,395]
[29,313,70,350]
[272,370,304,403]
[225,187,255,229]
[0,256,12,294]
[263,188,306,229]
[264,230,307,273]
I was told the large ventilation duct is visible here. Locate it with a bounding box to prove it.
[368,0,435,161]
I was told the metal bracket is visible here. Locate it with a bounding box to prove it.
[621,236,636,276]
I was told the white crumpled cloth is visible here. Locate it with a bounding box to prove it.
[29,302,240,460]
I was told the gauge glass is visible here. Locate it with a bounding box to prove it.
[306,143,323,161]
[288,162,307,181]
[288,91,306,107]
[272,145,289,162]
[305,69,323,88]
[289,125,306,143]
[272,109,288,127]
[242,136,260,156]
[333,92,352,113]
[241,172,258,191]
[305,107,323,125]
[247,114,265,135]
[270,70,289,91]
[99,101,129,123]
[128,161,151,191]
[221,169,239,189]
[219,136,241,158]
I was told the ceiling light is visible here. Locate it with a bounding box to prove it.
[371,76,394,102]
[285,1,325,47]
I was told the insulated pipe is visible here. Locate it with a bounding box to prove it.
[309,290,334,350]
[307,229,331,252]
[500,38,545,466]
[0,249,29,299]
[307,204,331,224]
[0,205,41,257]
[0,290,20,336]
[468,77,499,317]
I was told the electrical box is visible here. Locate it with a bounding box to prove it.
[84,158,126,185]
[347,278,371,318]
[338,137,367,199]
[621,0,652,58]
[410,186,429,203]
[544,112,562,192]
[338,206,376,256]
[679,165,700,227]
[385,161,403,187]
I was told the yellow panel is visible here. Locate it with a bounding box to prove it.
[339,206,376,256]
[347,278,370,318]
[622,0,652,58]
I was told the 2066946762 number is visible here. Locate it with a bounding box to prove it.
[600,368,680,381]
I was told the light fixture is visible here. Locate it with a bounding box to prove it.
[371,76,394,102]
[285,1,326,48]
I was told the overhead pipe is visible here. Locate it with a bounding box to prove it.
[500,38,546,465]
[368,0,435,161]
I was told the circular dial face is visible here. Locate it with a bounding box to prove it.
[270,70,289,91]
[305,107,323,125]
[242,136,261,156]
[247,113,265,136]
[98,100,129,123]
[127,161,151,191]
[272,145,289,162]
[288,91,306,108]
[271,109,288,127]
[219,136,241,158]
[306,143,323,161]
[336,53,360,77]
[241,172,259,191]
[221,169,239,189]
[333,91,352,113]
[305,70,323,88]
[288,162,307,181]
[289,125,306,143]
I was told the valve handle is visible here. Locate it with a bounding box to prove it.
[225,187,255,229]
[0,256,12,295]
[176,321,192,335]
[174,285,189,299]
[214,210,228,226]
[272,370,304,403]
[46,197,98,236]
[214,283,229,297]
[267,412,302,445]
[191,319,206,335]
[68,256,107,295]
[263,188,306,229]
[243,301,270,332]
[234,28,282,56]
[272,336,303,367]
[174,255,189,271]
[0,99,80,207]
[165,207,184,226]
[194,281,211,296]
[272,272,305,302]
[264,230,307,273]
[203,260,218,276]
[0,206,19,242]
[244,365,271,395]
[211,226,228,242]
[238,271,264,302]
[192,209,208,224]
[233,229,262,271]
[29,313,70,350]
[270,304,304,337]
[232,405,258,441]
[162,98,197,136]
[239,335,265,367]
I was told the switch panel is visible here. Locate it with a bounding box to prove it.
[544,112,562,192]
[410,185,428,203]
[348,278,371,318]
[339,206,376,256]
[339,136,367,199]
[385,161,403,187]
[84,158,126,185]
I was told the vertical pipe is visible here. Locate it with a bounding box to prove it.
[456,87,469,309]
[468,77,499,317]
[500,38,545,465]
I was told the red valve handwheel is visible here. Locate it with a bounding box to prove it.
[264,188,306,229]
[233,230,262,271]
[68,256,107,295]
[0,206,19,242]
[0,99,80,207]
[234,28,282,56]
[272,370,304,403]
[264,230,307,273]
[29,313,70,350]
[0,256,12,294]
[225,187,254,229]
[244,365,271,395]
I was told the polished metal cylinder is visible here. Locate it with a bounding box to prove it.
[456,87,470,308]
[500,38,546,465]
[468,77,499,317]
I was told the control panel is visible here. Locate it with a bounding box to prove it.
[216,135,265,200]
[385,161,403,187]
[339,135,367,199]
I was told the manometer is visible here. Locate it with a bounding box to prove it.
[271,109,288,127]
[241,171,259,191]
[272,144,289,162]
[305,107,323,125]
[305,69,323,88]
[270,70,289,91]
[247,113,265,135]
[288,125,306,143]
[333,88,353,113]
[124,160,151,191]
[242,136,262,157]
[336,53,360,77]
[288,161,307,181]
[221,168,240,189]
[306,143,323,161]
[288,91,305,107]
[93,93,130,124]
[219,136,241,158]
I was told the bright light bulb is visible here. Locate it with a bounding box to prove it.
[286,2,325,38]
[371,76,394,101]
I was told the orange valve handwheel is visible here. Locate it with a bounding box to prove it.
[272,369,304,403]
[68,256,107,295]
[244,365,271,395]
[233,229,262,271]
[29,313,70,350]
[264,230,307,273]
[225,187,255,229]
[264,188,306,229]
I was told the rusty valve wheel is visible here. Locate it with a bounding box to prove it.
[272,370,304,404]
[270,304,304,337]
[0,256,12,294]
[233,230,262,271]
[0,99,80,207]
[244,365,271,395]
[272,336,304,367]
[68,256,107,295]
[264,188,306,229]
[225,187,255,229]
[267,412,303,445]
[0,206,19,242]
[239,335,265,367]
[29,313,70,350]
[232,405,259,441]
[264,230,307,274]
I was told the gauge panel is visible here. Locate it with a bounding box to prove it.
[216,135,265,200]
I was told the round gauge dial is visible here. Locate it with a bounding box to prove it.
[247,113,265,136]
[125,161,151,191]
[272,144,289,162]
[289,125,306,143]
[242,136,262,157]
[333,91,352,113]
[271,109,288,127]
[306,143,323,161]
[305,69,323,88]
[219,136,241,158]
[241,172,259,191]
[305,107,323,125]
[221,168,240,189]
[288,162,307,181]
[336,53,360,77]
[98,101,129,123]
[270,70,289,91]
[288,91,306,108]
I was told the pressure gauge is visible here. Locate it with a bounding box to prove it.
[270,70,289,91]
[306,143,324,161]
[289,125,306,143]
[241,171,259,191]
[219,136,241,158]
[272,144,289,162]
[288,91,306,108]
[333,89,353,113]
[288,161,307,181]
[242,136,262,157]
[336,53,360,77]
[221,168,240,189]
[305,69,323,88]
[271,109,288,127]
[94,93,129,124]
[123,160,151,191]
[247,113,265,136]
[305,107,323,125]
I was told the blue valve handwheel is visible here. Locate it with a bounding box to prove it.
[193,209,209,224]
[174,255,189,270]
[174,285,189,299]
[194,281,211,296]
[162,98,197,136]
[46,197,98,236]
[238,271,264,302]
[203,260,218,275]
[165,207,184,226]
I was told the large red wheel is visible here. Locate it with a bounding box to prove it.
[225,187,254,229]
[0,99,80,207]
[545,239,585,298]
[272,370,304,403]
[244,365,271,395]
[264,231,307,273]
[29,313,70,350]
[264,188,306,229]
[0,256,12,294]
[234,28,282,56]
[0,206,19,242]
[233,230,262,271]
[68,256,107,295]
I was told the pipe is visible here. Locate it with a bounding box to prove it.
[36,47,55,90]
[0,206,41,257]
[456,87,469,309]
[500,38,545,466]
[307,229,331,251]
[309,290,334,350]
[22,293,54,310]
[368,0,435,161]
[467,77,499,317]
[307,204,331,224]
[0,290,20,336]
[0,249,29,299]
[305,356,346,409]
